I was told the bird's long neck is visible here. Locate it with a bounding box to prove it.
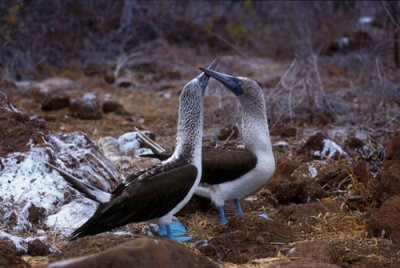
[240,96,273,158]
[172,95,203,167]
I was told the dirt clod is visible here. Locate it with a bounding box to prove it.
[197,214,294,263]
[300,132,326,155]
[27,204,46,225]
[27,239,51,256]
[368,195,400,242]
[102,101,129,115]
[218,123,239,141]
[278,201,344,224]
[347,136,365,150]
[0,240,29,267]
[288,240,338,263]
[375,132,400,202]
[41,94,70,111]
[269,176,327,204]
[0,102,48,157]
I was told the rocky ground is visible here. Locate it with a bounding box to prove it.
[1,44,400,267]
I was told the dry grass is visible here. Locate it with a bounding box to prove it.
[21,256,48,267]
[185,212,224,239]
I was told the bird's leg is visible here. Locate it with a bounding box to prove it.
[217,206,227,225]
[234,198,243,215]
[166,225,172,239]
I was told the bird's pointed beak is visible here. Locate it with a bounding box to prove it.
[197,58,219,95]
[198,68,244,96]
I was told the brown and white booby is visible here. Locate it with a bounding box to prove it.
[140,68,275,225]
[47,59,218,240]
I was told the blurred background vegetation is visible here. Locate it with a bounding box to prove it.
[0,0,398,81]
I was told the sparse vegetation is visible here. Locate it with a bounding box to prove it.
[0,1,400,267]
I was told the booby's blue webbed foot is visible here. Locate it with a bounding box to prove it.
[157,220,193,242]
[217,206,227,225]
[258,213,271,220]
[234,198,243,215]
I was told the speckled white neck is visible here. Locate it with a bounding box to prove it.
[166,78,203,167]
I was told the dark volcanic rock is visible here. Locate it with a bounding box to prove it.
[0,240,29,268]
[368,195,400,242]
[48,237,217,268]
[41,94,70,111]
[102,101,130,116]
[70,92,102,120]
[197,214,294,264]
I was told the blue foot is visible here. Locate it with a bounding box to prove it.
[258,213,271,220]
[157,220,193,242]
[166,225,172,239]
[218,206,227,225]
[234,198,243,215]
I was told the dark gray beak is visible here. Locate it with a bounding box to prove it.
[197,58,219,95]
[198,68,244,96]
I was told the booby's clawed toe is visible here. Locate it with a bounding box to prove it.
[158,220,193,242]
[217,206,227,225]
[234,198,243,215]
[166,225,172,239]
[258,213,271,220]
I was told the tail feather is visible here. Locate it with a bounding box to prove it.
[134,127,166,154]
[139,152,172,161]
[69,202,121,240]
[45,162,111,203]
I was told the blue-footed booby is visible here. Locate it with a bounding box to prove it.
[198,68,275,224]
[47,59,219,240]
[140,68,275,225]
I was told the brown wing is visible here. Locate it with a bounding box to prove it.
[137,147,257,185]
[70,161,198,240]
[201,148,257,185]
